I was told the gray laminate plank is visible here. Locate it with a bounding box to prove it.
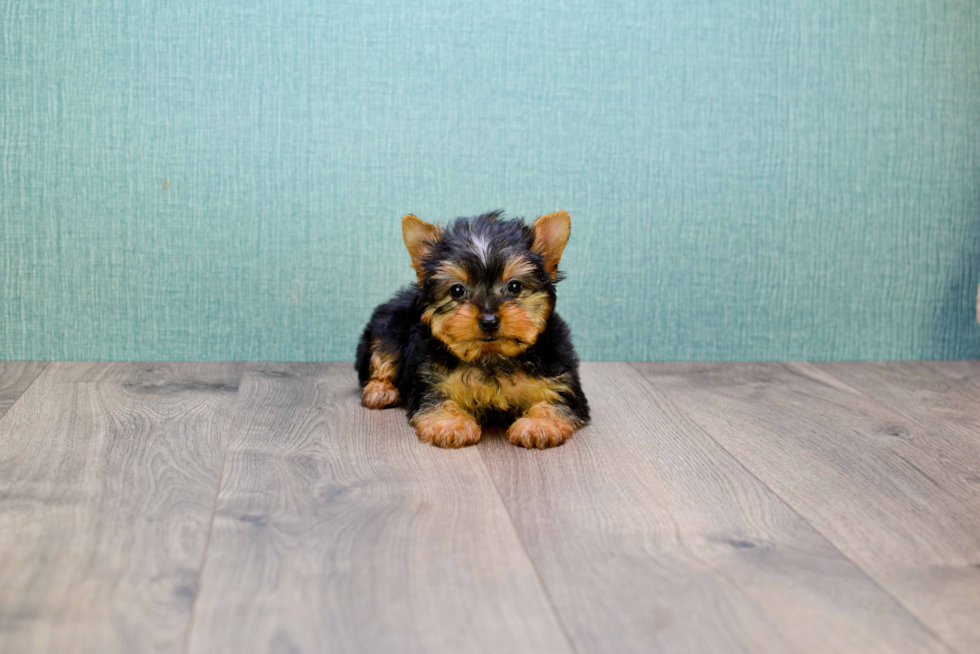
[632,361,980,654]
[186,363,572,654]
[923,360,980,393]
[0,362,243,654]
[815,362,980,487]
[0,361,47,419]
[480,363,949,654]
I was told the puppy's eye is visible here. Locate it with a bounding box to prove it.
[450,284,466,299]
[506,280,522,294]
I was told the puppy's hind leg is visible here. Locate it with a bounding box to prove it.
[360,340,402,409]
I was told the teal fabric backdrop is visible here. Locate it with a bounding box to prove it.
[2,0,978,361]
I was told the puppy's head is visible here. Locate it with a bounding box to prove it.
[403,210,572,363]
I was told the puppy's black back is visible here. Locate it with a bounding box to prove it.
[355,286,420,387]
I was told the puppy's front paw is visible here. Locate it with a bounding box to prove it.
[507,414,574,449]
[412,404,482,448]
[362,380,401,409]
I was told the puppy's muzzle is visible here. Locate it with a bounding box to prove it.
[478,313,500,333]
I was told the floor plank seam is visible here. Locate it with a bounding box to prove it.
[180,362,249,654]
[926,360,980,387]
[0,361,49,425]
[626,362,962,654]
[812,363,979,464]
[476,447,584,654]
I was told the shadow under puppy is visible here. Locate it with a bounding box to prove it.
[356,210,589,449]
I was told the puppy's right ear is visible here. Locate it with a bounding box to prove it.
[402,214,441,280]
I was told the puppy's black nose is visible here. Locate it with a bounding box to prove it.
[478,314,500,333]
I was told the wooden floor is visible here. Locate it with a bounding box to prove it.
[0,362,978,654]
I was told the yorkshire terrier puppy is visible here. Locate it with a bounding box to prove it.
[356,210,589,449]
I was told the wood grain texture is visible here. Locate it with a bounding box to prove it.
[0,361,46,419]
[923,360,980,393]
[481,363,949,654]
[633,361,980,654]
[0,362,243,654]
[815,361,980,480]
[186,363,572,654]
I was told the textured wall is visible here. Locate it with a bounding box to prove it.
[2,0,978,361]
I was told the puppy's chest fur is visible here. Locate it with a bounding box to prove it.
[424,361,571,414]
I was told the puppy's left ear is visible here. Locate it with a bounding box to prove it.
[531,210,571,279]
